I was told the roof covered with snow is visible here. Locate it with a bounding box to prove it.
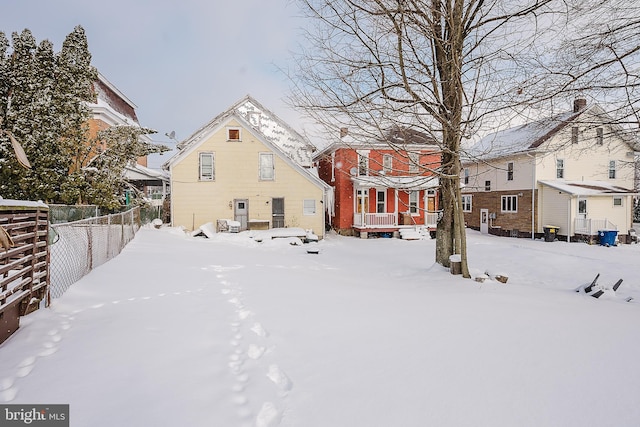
[315,126,438,159]
[466,109,586,161]
[174,95,315,168]
[539,180,638,196]
[124,163,169,182]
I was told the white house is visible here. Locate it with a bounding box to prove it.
[461,99,638,243]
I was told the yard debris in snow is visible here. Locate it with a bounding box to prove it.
[575,274,631,301]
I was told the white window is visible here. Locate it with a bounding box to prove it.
[608,160,616,179]
[613,197,623,207]
[383,154,393,174]
[409,191,419,214]
[227,127,241,141]
[303,199,316,215]
[259,153,274,180]
[376,190,386,213]
[501,195,518,212]
[409,152,420,174]
[507,162,514,181]
[357,151,369,176]
[556,159,564,179]
[199,152,214,181]
[462,195,472,212]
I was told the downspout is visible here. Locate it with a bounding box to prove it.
[568,197,572,242]
[526,152,536,240]
[531,155,536,240]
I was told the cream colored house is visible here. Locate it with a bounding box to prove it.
[164,95,331,238]
[461,99,638,243]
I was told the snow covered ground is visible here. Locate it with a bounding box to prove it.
[1,226,639,427]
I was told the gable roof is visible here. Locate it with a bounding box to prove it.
[314,125,438,160]
[163,98,330,191]
[465,108,586,161]
[171,95,315,168]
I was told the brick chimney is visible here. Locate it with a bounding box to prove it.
[573,98,587,112]
[340,127,348,138]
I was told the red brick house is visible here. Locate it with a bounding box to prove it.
[315,127,441,238]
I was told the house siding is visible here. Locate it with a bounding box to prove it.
[462,189,537,237]
[171,119,325,237]
[319,145,440,235]
[462,105,637,240]
[540,185,570,234]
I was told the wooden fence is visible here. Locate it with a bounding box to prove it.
[0,200,50,345]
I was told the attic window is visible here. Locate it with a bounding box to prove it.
[227,128,241,141]
[571,127,579,144]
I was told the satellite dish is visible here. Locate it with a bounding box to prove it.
[165,131,176,140]
[350,167,357,176]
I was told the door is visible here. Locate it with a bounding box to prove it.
[480,209,489,234]
[234,199,248,231]
[578,198,587,219]
[272,197,285,228]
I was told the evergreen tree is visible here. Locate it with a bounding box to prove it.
[0,25,165,209]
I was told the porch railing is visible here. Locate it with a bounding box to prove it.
[353,213,397,227]
[574,218,617,235]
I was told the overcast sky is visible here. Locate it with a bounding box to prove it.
[1,0,314,167]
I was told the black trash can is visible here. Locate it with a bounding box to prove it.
[543,225,559,242]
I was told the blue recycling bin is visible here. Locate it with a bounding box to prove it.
[598,230,618,246]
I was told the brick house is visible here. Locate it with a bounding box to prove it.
[315,127,441,238]
[461,99,638,242]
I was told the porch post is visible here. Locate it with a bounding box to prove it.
[394,189,398,225]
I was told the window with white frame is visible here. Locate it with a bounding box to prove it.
[376,190,386,213]
[608,160,616,179]
[259,153,275,180]
[199,152,214,181]
[613,197,623,207]
[409,191,419,214]
[303,199,316,215]
[556,159,564,179]
[501,195,518,212]
[462,195,472,212]
[383,154,392,174]
[227,127,241,141]
[409,152,420,174]
[507,162,514,181]
[357,151,369,176]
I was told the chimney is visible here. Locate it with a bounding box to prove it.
[340,127,348,138]
[573,98,587,112]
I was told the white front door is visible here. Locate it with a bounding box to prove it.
[480,209,489,234]
[578,198,587,219]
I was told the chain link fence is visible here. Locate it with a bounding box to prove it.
[49,207,141,299]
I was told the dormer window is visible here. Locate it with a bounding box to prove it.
[227,128,241,141]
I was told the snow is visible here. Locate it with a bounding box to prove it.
[1,227,640,427]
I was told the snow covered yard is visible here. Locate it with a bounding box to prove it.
[1,226,640,427]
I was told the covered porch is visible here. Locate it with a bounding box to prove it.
[351,174,440,237]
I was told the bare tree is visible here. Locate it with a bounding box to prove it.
[289,0,566,277]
